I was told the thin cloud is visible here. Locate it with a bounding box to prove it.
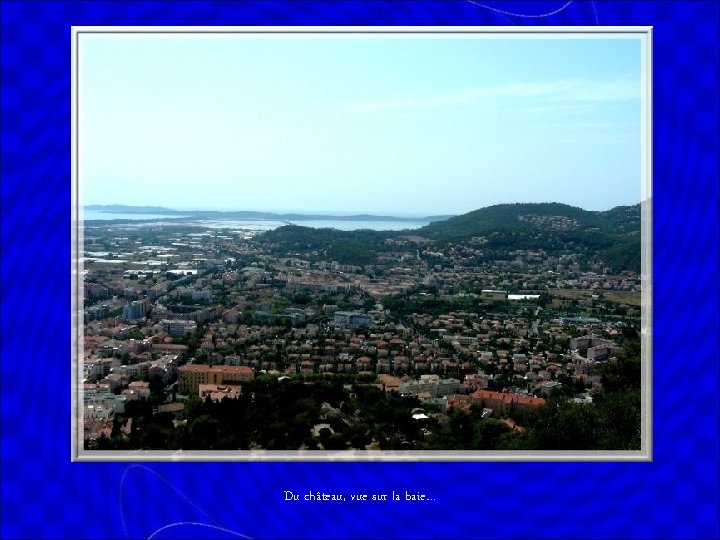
[340,78,639,113]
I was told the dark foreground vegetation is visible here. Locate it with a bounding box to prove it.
[92,337,640,452]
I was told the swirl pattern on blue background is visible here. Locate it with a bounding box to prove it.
[1,1,719,539]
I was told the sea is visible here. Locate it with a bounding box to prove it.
[82,209,431,232]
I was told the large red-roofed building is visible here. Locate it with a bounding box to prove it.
[178,364,254,393]
[471,389,546,417]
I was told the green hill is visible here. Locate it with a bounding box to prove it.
[256,202,641,273]
[418,202,625,240]
[258,226,391,266]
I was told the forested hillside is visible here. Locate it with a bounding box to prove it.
[257,202,642,273]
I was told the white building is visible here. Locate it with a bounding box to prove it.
[333,311,375,327]
[160,319,197,336]
[399,377,460,397]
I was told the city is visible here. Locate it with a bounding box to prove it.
[80,202,642,451]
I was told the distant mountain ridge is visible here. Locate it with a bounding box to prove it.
[84,204,449,223]
[85,204,178,214]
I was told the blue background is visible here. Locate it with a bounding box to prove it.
[1,1,718,539]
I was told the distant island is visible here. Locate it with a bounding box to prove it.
[84,204,452,223]
[85,202,641,273]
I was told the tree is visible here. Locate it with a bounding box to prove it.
[318,427,333,447]
[345,423,371,449]
[143,423,170,449]
[185,415,220,449]
[324,433,348,450]
[472,419,512,450]
[303,437,319,450]
[528,400,600,450]
[598,353,640,392]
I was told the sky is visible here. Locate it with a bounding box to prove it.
[79,33,644,216]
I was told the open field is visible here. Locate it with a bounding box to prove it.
[550,289,642,306]
[603,290,642,306]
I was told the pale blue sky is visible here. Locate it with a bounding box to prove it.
[80,34,643,216]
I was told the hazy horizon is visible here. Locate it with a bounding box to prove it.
[80,32,644,215]
[84,199,641,217]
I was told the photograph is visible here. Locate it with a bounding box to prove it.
[74,28,650,459]
[2,1,718,539]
